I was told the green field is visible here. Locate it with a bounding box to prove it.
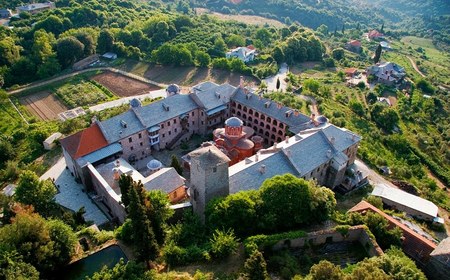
[55,81,109,108]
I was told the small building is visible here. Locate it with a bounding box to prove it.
[43,132,62,150]
[376,97,391,106]
[0,9,12,18]
[73,54,99,71]
[367,62,406,86]
[2,184,17,197]
[16,2,55,15]
[226,46,256,63]
[380,41,392,50]
[102,52,117,60]
[427,237,450,280]
[345,40,362,53]
[371,184,442,223]
[345,68,359,78]
[349,200,437,266]
[368,30,384,40]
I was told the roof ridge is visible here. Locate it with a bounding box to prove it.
[280,147,301,176]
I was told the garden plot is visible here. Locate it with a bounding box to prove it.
[19,91,68,121]
[55,81,110,108]
[91,72,160,97]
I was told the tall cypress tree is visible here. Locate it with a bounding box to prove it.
[170,155,183,175]
[374,44,382,63]
[119,174,133,209]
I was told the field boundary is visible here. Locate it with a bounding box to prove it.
[7,67,167,96]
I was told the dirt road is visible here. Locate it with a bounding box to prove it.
[406,56,426,78]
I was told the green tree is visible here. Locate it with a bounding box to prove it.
[206,191,258,237]
[146,190,174,245]
[0,37,20,66]
[416,79,435,94]
[34,15,66,36]
[56,36,84,68]
[0,137,16,168]
[309,260,344,280]
[332,48,345,60]
[303,78,320,93]
[255,28,272,45]
[210,229,239,259]
[259,174,312,231]
[195,51,211,67]
[213,37,227,56]
[374,44,382,63]
[273,45,285,63]
[15,171,56,216]
[36,55,61,79]
[75,32,96,56]
[243,250,269,280]
[88,260,148,280]
[97,30,114,54]
[0,248,39,280]
[226,34,245,48]
[31,30,55,64]
[170,155,183,175]
[349,99,365,116]
[309,184,337,221]
[119,174,133,209]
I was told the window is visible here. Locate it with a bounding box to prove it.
[175,128,177,133]
[142,151,145,155]
[192,121,195,125]
[140,142,143,146]
[161,124,164,129]
[192,111,195,116]
[167,121,170,126]
[138,133,142,139]
[201,121,204,125]
[128,137,132,143]
[201,111,204,116]
[169,131,171,135]
[174,119,177,124]
[162,134,165,138]
[130,146,134,151]
[213,167,217,172]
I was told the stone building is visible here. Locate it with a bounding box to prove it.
[189,145,230,220]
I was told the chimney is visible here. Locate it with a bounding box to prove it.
[113,167,120,181]
[273,142,277,148]
[327,149,332,158]
[295,134,302,141]
[310,113,316,122]
[285,148,292,158]
[330,136,336,145]
[259,164,266,174]
[264,101,271,108]
[277,103,282,109]
[91,116,97,124]
[239,76,244,88]
[120,120,127,128]
[294,110,299,116]
[255,153,259,162]
[285,136,289,143]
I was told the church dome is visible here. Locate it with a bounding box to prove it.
[316,115,328,124]
[225,117,243,127]
[166,84,180,94]
[130,98,142,108]
[147,159,162,171]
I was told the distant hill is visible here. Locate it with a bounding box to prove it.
[193,0,450,49]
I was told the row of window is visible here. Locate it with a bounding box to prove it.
[232,102,285,129]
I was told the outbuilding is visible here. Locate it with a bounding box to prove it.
[43,132,62,150]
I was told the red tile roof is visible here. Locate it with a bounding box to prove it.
[345,68,358,74]
[368,30,383,39]
[60,123,108,159]
[349,201,437,263]
[348,40,361,47]
[246,45,256,50]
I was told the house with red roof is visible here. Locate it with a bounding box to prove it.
[345,40,362,53]
[368,30,384,40]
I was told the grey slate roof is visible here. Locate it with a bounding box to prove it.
[232,90,311,133]
[229,152,298,193]
[189,145,230,168]
[143,167,185,194]
[192,82,236,111]
[99,110,145,143]
[321,125,361,151]
[133,94,198,128]
[284,131,333,175]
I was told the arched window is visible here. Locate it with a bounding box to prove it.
[259,128,264,134]
[243,106,248,112]
[267,117,272,123]
[255,112,259,117]
[260,115,265,120]
[243,114,247,119]
[272,127,276,132]
[273,119,278,125]
[277,137,282,142]
[249,109,254,115]
[278,130,283,135]
[248,116,253,122]
[271,135,276,140]
[266,124,270,130]
[237,111,241,116]
[279,123,284,129]
[260,121,264,126]
[237,104,242,110]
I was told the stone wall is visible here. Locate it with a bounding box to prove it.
[272,225,383,257]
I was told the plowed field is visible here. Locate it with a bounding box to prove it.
[92,72,160,97]
[19,91,67,120]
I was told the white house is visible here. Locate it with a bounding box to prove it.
[226,46,256,63]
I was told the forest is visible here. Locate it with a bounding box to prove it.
[193,0,450,51]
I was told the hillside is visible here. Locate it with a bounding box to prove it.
[193,0,450,50]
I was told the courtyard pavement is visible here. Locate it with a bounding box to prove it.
[40,157,109,225]
[263,63,289,92]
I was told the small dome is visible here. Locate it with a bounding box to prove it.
[225,117,243,127]
[166,84,180,94]
[147,159,162,171]
[316,115,328,124]
[130,98,141,108]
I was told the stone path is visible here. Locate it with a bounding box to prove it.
[40,157,108,225]
[88,89,167,112]
[263,63,289,92]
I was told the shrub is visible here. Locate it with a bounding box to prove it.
[209,229,239,259]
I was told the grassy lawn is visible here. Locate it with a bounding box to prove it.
[0,99,26,135]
